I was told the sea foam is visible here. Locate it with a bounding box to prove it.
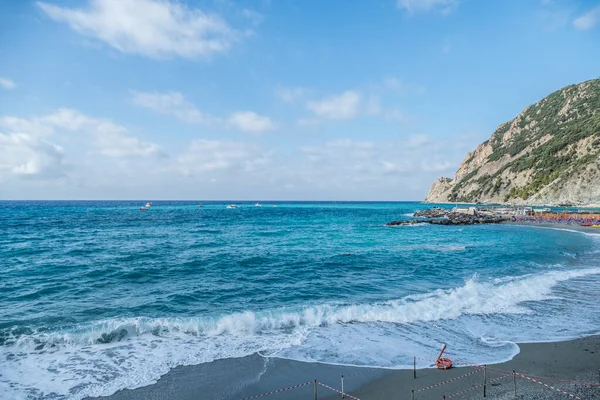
[2,267,600,399]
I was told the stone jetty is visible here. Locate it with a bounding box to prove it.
[386,208,510,226]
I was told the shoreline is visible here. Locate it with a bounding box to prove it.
[93,335,600,400]
[505,220,600,235]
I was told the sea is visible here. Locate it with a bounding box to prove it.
[1,201,600,399]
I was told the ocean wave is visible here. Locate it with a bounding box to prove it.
[8,267,600,347]
[2,267,600,399]
[386,222,430,227]
[397,244,467,252]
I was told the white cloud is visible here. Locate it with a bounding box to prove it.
[0,77,16,89]
[397,0,459,15]
[130,91,206,124]
[94,132,164,158]
[131,91,275,132]
[573,6,600,30]
[37,0,238,59]
[0,116,55,137]
[298,140,414,190]
[1,109,163,161]
[0,133,65,181]
[288,137,463,198]
[42,108,115,132]
[54,110,165,158]
[302,84,419,124]
[275,85,306,103]
[228,111,275,133]
[306,91,361,120]
[178,139,270,175]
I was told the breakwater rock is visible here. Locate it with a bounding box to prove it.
[413,207,449,218]
[387,210,509,226]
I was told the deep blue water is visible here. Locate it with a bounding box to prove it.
[1,201,600,399]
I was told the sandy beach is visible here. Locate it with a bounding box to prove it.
[93,335,600,400]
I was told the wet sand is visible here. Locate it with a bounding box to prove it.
[93,335,600,400]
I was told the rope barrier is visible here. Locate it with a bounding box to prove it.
[515,372,600,387]
[317,381,361,400]
[517,373,586,400]
[416,367,484,392]
[238,356,597,400]
[445,373,513,399]
[239,381,312,400]
[485,366,600,387]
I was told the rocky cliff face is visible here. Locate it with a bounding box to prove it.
[425,78,600,206]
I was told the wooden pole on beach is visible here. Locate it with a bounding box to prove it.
[314,379,317,400]
[413,356,416,379]
[411,389,414,400]
[513,370,517,399]
[483,365,487,397]
[341,375,344,399]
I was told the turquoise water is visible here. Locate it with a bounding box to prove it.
[1,201,600,399]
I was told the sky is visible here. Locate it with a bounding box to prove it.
[0,0,599,200]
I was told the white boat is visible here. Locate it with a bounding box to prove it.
[145,202,152,207]
[273,205,278,208]
[255,203,262,207]
[226,204,237,209]
[197,204,203,208]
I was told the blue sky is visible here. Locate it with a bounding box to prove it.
[0,0,599,200]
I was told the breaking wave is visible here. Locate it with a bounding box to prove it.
[2,267,600,399]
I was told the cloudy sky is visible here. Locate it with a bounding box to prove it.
[0,0,599,200]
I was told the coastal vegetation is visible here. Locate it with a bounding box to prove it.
[425,78,600,205]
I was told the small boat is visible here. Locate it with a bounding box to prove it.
[581,222,593,227]
[255,203,262,207]
[273,205,278,208]
[197,204,204,208]
[226,204,237,209]
[145,202,152,207]
[140,207,148,211]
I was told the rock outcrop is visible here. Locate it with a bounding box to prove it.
[425,78,600,206]
[386,209,509,226]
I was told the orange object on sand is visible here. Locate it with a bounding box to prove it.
[435,344,453,369]
[436,357,453,369]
